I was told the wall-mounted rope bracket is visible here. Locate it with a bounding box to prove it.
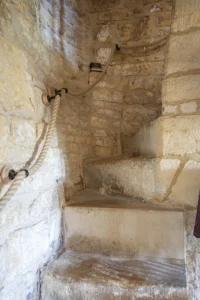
[42,88,68,106]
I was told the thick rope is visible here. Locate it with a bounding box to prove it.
[67,46,116,97]
[119,35,168,50]
[0,46,116,211]
[0,95,61,211]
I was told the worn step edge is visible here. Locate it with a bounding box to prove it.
[41,251,187,300]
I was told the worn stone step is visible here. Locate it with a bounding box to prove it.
[83,156,181,202]
[41,250,187,300]
[64,190,184,259]
[131,115,200,157]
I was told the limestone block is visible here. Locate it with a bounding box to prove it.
[167,31,200,74]
[90,74,126,91]
[0,36,33,112]
[1,211,61,284]
[162,74,200,104]
[96,25,113,43]
[124,89,155,104]
[0,188,60,245]
[122,104,160,135]
[125,0,144,7]
[98,9,132,21]
[91,116,116,129]
[0,115,9,147]
[169,161,200,207]
[15,148,65,194]
[92,128,117,138]
[96,47,112,65]
[132,116,200,157]
[128,75,157,90]
[65,203,184,259]
[10,117,36,147]
[0,271,38,300]
[163,116,200,156]
[144,0,161,4]
[172,0,200,32]
[92,88,123,103]
[93,107,121,119]
[155,11,172,26]
[180,102,197,114]
[0,146,35,165]
[89,0,122,12]
[163,104,178,115]
[108,61,164,76]
[104,102,122,112]
[94,146,113,157]
[116,18,149,42]
[93,136,118,147]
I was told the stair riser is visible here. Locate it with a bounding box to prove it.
[64,207,184,259]
[83,158,181,202]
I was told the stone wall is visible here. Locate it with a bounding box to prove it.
[157,1,200,298]
[90,0,173,156]
[0,0,94,299]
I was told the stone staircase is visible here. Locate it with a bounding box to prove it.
[41,160,189,299]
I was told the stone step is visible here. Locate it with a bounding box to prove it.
[41,250,187,300]
[131,115,200,157]
[83,156,181,202]
[64,190,184,259]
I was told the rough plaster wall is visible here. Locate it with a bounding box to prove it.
[0,0,94,299]
[89,0,173,156]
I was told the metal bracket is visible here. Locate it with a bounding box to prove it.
[0,165,16,185]
[42,88,68,106]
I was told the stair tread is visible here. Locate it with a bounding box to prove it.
[67,189,184,211]
[45,250,186,289]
